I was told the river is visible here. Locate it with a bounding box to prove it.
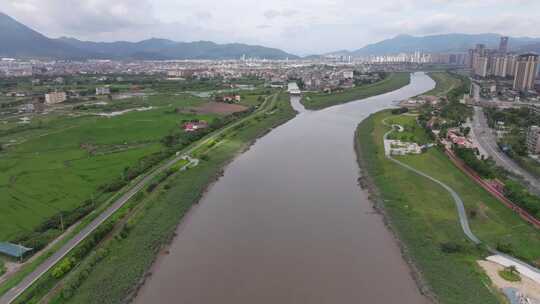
[134,72,436,304]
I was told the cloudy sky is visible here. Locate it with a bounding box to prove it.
[1,0,539,55]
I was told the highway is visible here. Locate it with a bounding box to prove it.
[0,94,278,304]
[470,106,540,195]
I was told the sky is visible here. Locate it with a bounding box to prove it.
[1,0,540,55]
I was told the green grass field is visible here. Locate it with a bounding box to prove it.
[423,72,463,97]
[0,94,219,242]
[356,111,540,304]
[301,73,411,110]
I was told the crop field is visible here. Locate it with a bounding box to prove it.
[301,72,410,110]
[356,111,540,304]
[0,94,221,243]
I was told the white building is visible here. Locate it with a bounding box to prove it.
[96,86,110,95]
[342,70,354,79]
[45,91,67,105]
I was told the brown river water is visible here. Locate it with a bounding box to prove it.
[134,72,435,304]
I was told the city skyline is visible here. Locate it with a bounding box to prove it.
[1,0,540,55]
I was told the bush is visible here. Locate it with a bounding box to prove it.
[52,257,76,279]
[440,242,463,253]
[146,182,158,193]
[454,147,495,178]
[504,179,540,219]
[0,260,5,276]
[496,242,514,254]
[391,107,409,115]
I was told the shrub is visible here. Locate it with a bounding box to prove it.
[440,241,463,254]
[496,242,514,254]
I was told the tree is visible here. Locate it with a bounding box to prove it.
[506,265,518,275]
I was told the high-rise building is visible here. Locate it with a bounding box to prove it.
[506,54,518,77]
[493,56,508,77]
[513,53,539,91]
[467,49,474,68]
[527,126,540,154]
[499,36,509,54]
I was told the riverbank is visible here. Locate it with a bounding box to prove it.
[354,110,540,303]
[301,72,410,110]
[10,92,297,304]
[422,72,464,97]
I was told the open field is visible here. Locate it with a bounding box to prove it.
[301,72,410,110]
[7,92,296,304]
[356,111,540,304]
[0,90,265,246]
[187,102,248,114]
[422,72,464,96]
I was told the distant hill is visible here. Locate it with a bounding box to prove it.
[518,42,540,54]
[57,38,299,60]
[0,12,298,60]
[0,11,93,59]
[330,33,540,57]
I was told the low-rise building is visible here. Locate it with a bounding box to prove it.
[183,120,208,132]
[44,91,67,105]
[96,86,110,95]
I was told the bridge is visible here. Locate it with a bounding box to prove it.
[287,82,301,95]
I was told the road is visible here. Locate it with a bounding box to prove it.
[471,106,540,195]
[0,94,278,304]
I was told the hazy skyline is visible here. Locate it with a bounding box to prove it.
[1,0,540,55]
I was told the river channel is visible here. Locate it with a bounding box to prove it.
[134,72,435,304]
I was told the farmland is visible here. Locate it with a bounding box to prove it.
[356,111,540,303]
[301,72,410,110]
[0,80,270,254]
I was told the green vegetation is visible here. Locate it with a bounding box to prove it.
[385,114,431,145]
[0,78,274,252]
[355,111,540,304]
[423,72,464,97]
[504,179,540,219]
[0,96,214,243]
[498,266,521,282]
[301,73,410,110]
[8,92,296,304]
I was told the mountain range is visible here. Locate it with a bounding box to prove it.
[2,10,540,60]
[327,33,540,57]
[0,12,298,60]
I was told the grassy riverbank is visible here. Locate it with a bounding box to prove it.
[423,72,465,96]
[301,72,410,110]
[355,111,540,304]
[26,92,297,304]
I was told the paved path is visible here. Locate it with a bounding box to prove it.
[382,118,540,283]
[0,94,278,304]
[382,124,480,244]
